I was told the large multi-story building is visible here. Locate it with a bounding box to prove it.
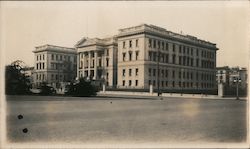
[33,44,77,88]
[75,37,118,87]
[116,24,218,92]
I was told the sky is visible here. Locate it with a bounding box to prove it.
[1,1,249,68]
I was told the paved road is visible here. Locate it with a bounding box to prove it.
[6,95,247,144]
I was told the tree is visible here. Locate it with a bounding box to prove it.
[5,61,31,95]
[65,78,97,97]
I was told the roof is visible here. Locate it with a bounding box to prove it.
[75,37,117,48]
[33,44,76,54]
[117,24,218,50]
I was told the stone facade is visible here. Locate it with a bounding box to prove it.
[116,24,218,91]
[75,37,118,88]
[33,44,77,88]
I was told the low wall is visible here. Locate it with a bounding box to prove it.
[99,91,219,99]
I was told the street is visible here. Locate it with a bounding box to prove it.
[6,95,247,144]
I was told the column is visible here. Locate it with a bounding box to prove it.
[77,53,80,79]
[88,51,91,79]
[82,52,85,78]
[94,51,98,80]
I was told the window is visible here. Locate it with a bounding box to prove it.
[179,56,182,65]
[173,44,175,52]
[135,51,139,60]
[149,39,152,48]
[196,49,199,56]
[121,70,125,78]
[166,43,169,50]
[165,81,168,87]
[135,80,138,86]
[196,59,199,67]
[123,53,126,61]
[162,42,165,50]
[36,63,39,70]
[42,63,45,69]
[136,39,138,47]
[40,55,41,60]
[172,54,176,64]
[166,54,169,63]
[129,40,132,48]
[51,54,54,60]
[161,70,164,77]
[37,55,39,61]
[153,52,156,61]
[55,74,58,80]
[51,74,54,80]
[106,49,109,56]
[92,59,95,68]
[158,41,160,49]
[149,80,151,85]
[153,69,156,76]
[123,80,125,86]
[123,41,126,48]
[179,45,182,53]
[162,81,164,87]
[43,55,45,60]
[179,71,181,79]
[106,73,109,80]
[153,80,156,86]
[172,81,175,87]
[136,68,138,76]
[129,80,132,86]
[60,55,62,60]
[56,55,58,60]
[148,52,152,61]
[149,68,152,76]
[129,69,132,76]
[153,40,156,48]
[172,70,175,78]
[106,58,109,66]
[98,59,102,67]
[129,52,132,61]
[165,70,168,78]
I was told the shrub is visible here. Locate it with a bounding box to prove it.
[65,78,97,97]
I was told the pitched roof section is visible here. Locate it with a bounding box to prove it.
[75,37,117,48]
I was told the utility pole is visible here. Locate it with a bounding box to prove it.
[234,76,241,100]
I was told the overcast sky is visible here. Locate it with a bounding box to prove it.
[1,1,249,68]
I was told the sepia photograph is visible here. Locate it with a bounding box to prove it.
[0,1,249,148]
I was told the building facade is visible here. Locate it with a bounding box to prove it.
[75,37,118,87]
[33,44,77,88]
[116,24,218,91]
[216,66,230,85]
[216,66,248,89]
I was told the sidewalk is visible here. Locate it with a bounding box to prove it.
[98,91,248,100]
